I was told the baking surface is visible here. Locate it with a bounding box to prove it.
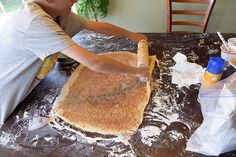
[0,32,236,157]
[51,52,152,135]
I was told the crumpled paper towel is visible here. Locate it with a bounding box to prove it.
[170,53,204,87]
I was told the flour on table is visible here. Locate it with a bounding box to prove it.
[43,93,55,104]
[169,130,184,141]
[139,125,162,146]
[0,131,20,150]
[0,32,208,156]
[134,50,200,148]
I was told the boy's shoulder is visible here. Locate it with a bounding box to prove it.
[14,2,53,22]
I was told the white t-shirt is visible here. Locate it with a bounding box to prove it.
[0,2,86,126]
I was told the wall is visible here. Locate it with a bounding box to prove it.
[99,0,236,33]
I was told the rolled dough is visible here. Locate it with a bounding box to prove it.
[50,51,156,136]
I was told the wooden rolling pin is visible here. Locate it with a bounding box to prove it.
[137,39,149,82]
[137,39,149,68]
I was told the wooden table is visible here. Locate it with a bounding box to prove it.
[0,32,235,157]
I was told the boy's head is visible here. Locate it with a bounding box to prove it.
[34,0,78,18]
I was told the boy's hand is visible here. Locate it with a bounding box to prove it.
[135,67,149,82]
[130,34,148,43]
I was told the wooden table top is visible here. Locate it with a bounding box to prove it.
[0,32,235,157]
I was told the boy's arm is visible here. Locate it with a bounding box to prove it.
[84,20,147,43]
[62,43,148,79]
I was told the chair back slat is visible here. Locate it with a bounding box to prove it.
[172,21,203,27]
[172,10,206,15]
[166,0,216,33]
[172,0,212,3]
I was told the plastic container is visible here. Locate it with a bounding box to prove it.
[220,44,236,61]
[228,38,236,51]
[201,57,225,87]
[229,57,236,69]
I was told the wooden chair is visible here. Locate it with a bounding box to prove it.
[166,0,216,33]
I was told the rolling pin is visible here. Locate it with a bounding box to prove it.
[137,39,149,82]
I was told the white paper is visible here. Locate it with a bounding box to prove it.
[170,53,204,87]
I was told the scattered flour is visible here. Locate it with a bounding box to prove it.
[43,136,54,142]
[169,130,184,141]
[149,91,181,125]
[0,131,21,150]
[0,131,15,146]
[108,149,136,157]
[43,94,55,104]
[139,126,162,146]
[0,33,204,156]
[134,49,196,148]
[31,135,39,146]
[137,90,183,147]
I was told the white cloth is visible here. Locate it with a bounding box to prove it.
[170,53,204,87]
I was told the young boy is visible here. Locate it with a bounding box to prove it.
[0,0,148,127]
